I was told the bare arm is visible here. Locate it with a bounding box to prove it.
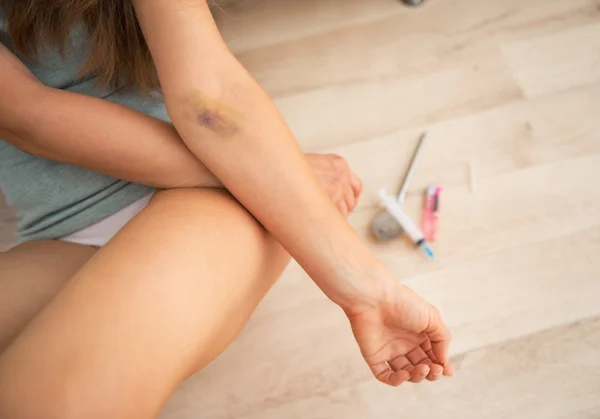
[0,44,218,189]
[132,0,393,310]
[0,44,362,215]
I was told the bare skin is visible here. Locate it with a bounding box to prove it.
[0,189,291,419]
[0,156,359,356]
[0,42,361,210]
[0,241,96,354]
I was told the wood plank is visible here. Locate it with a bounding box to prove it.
[214,0,415,54]
[502,22,600,97]
[276,48,522,150]
[232,0,597,97]
[236,317,600,419]
[218,0,600,151]
[327,82,600,210]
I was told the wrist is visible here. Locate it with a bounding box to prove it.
[334,258,397,315]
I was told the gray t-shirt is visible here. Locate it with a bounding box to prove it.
[0,11,163,243]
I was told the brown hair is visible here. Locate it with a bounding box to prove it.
[1,0,158,90]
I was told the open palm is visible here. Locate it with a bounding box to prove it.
[347,284,453,386]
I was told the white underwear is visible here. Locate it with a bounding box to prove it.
[60,193,154,248]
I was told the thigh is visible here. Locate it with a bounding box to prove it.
[0,188,290,419]
[0,241,96,353]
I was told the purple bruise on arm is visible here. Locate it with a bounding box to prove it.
[196,109,238,136]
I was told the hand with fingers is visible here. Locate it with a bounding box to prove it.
[346,282,453,386]
[306,153,362,219]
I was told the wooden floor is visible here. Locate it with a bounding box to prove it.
[2,0,600,417]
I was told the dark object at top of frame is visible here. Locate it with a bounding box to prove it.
[401,0,425,6]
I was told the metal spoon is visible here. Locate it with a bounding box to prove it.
[371,132,428,241]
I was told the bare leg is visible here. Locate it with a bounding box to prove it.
[0,241,96,353]
[0,188,290,419]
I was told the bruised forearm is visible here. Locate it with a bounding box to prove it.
[172,83,387,308]
[134,0,390,310]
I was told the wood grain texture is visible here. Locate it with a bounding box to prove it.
[276,48,523,150]
[327,82,600,210]
[502,22,600,97]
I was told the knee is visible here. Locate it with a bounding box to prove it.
[151,188,268,238]
[152,187,248,218]
[152,187,250,219]
[150,188,290,267]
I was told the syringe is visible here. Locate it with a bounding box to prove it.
[379,189,435,260]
